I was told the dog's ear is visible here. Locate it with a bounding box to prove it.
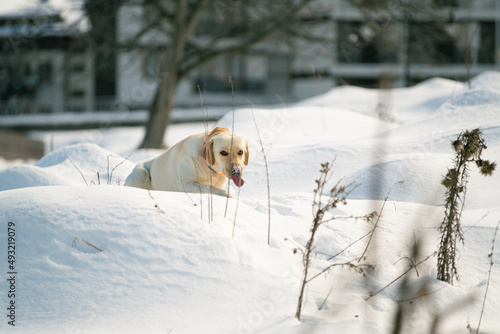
[244,140,249,166]
[210,127,229,137]
[203,139,216,165]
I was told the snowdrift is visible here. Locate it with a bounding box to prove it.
[1,72,500,333]
[0,143,135,191]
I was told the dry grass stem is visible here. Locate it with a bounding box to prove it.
[67,156,88,186]
[24,213,102,252]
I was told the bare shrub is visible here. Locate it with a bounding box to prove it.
[295,161,376,321]
[437,128,496,284]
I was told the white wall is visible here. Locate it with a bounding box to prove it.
[34,50,66,113]
[292,77,334,102]
[117,50,156,109]
[65,51,95,112]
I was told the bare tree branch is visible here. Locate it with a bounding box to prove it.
[178,0,315,78]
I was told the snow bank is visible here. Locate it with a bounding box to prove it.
[298,77,463,123]
[216,83,500,208]
[1,72,499,333]
[0,186,301,333]
[1,185,499,333]
[0,143,135,191]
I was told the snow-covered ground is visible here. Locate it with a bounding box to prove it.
[1,72,500,334]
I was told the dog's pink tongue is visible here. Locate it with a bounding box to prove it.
[231,175,245,187]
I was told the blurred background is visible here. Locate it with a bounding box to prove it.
[0,0,499,159]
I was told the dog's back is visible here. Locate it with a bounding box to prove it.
[124,134,203,191]
[148,133,205,191]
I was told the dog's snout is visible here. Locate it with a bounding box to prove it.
[231,165,241,176]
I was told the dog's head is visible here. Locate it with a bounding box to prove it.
[202,127,249,187]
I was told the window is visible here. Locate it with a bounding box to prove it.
[244,55,267,91]
[71,63,85,73]
[71,90,85,98]
[38,62,52,82]
[337,77,381,89]
[337,21,398,64]
[37,105,52,114]
[69,105,85,112]
[195,54,267,93]
[409,22,461,64]
[478,22,495,64]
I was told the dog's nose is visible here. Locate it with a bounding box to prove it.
[231,165,241,176]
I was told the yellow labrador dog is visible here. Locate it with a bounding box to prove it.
[124,127,248,197]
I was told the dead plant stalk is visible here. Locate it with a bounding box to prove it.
[250,106,272,245]
[295,161,361,321]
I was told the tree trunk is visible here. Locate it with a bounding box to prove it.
[140,72,178,149]
[139,0,191,149]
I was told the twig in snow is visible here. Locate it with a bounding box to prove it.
[476,219,500,334]
[194,166,203,219]
[394,257,420,277]
[318,287,333,310]
[106,154,118,184]
[225,73,236,218]
[463,212,490,234]
[396,285,447,303]
[313,212,377,261]
[67,156,88,186]
[24,212,102,252]
[250,105,272,245]
[108,152,133,185]
[307,261,374,284]
[327,229,372,261]
[198,84,213,223]
[296,161,366,321]
[366,251,436,301]
[358,180,404,262]
[148,189,165,213]
[180,175,198,206]
[231,186,241,240]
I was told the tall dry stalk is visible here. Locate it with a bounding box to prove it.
[475,220,500,334]
[250,107,272,245]
[295,161,373,320]
[437,128,496,284]
[225,73,237,218]
[198,84,213,223]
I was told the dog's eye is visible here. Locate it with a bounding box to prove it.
[238,150,244,155]
[220,151,228,156]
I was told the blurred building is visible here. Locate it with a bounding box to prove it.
[117,0,500,110]
[1,0,499,115]
[0,1,94,115]
[329,0,500,88]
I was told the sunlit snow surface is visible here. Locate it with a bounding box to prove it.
[1,72,499,333]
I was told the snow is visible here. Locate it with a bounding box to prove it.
[297,77,462,123]
[1,72,500,333]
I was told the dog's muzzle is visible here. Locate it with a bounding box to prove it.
[231,165,242,177]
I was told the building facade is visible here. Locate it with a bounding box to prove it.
[1,0,499,115]
[0,2,94,115]
[116,0,500,110]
